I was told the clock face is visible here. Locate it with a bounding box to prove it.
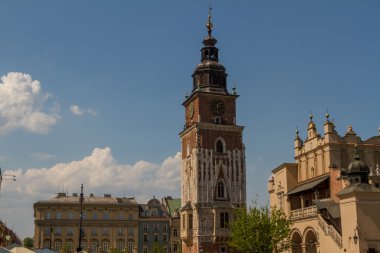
[188,102,194,118]
[210,99,225,115]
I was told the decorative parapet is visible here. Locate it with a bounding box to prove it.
[317,214,343,248]
[290,206,317,220]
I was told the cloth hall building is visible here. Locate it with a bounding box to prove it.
[269,114,380,253]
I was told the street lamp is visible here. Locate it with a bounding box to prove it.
[353,232,358,245]
[50,225,53,250]
[77,184,84,253]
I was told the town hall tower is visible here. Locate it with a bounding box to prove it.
[180,11,246,253]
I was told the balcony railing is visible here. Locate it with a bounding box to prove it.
[290,206,317,219]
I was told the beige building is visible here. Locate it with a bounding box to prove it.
[33,193,139,253]
[269,114,380,253]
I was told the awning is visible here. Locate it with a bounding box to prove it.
[287,174,329,195]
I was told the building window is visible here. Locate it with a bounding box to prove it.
[45,211,51,219]
[154,224,158,231]
[217,181,225,199]
[182,215,186,229]
[81,242,86,251]
[102,227,109,236]
[82,213,86,220]
[67,227,74,236]
[154,234,159,242]
[220,245,227,253]
[188,214,193,229]
[91,228,97,236]
[127,242,133,252]
[128,226,134,236]
[91,242,98,253]
[68,212,74,219]
[92,212,98,220]
[55,227,62,235]
[56,212,62,219]
[117,242,124,251]
[128,214,134,220]
[214,116,221,124]
[173,229,178,237]
[54,241,61,251]
[44,226,51,235]
[162,224,167,232]
[220,212,229,228]
[118,212,124,220]
[162,234,167,242]
[143,247,148,253]
[67,241,73,253]
[163,247,168,253]
[173,244,178,252]
[117,228,123,236]
[143,224,148,231]
[216,139,224,153]
[103,212,110,220]
[102,242,109,252]
[143,234,148,242]
[44,240,51,249]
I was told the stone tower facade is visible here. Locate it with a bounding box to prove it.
[179,12,246,253]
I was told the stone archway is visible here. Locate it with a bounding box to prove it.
[291,230,302,253]
[304,229,318,253]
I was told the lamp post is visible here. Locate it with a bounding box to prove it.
[50,225,53,250]
[77,184,84,253]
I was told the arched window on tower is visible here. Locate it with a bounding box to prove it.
[216,140,224,153]
[217,181,225,199]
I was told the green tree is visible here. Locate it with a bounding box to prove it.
[230,203,292,253]
[23,237,34,249]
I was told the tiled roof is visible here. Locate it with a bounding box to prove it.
[36,195,137,205]
[287,175,329,195]
[337,183,380,196]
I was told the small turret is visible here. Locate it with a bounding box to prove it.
[323,111,337,143]
[307,113,318,140]
[294,128,303,156]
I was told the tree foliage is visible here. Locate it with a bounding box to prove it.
[230,203,292,253]
[23,237,34,249]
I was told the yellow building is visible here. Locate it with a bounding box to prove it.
[269,114,380,253]
[33,192,139,253]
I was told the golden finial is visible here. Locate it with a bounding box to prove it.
[206,4,213,36]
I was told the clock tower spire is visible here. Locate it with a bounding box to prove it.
[180,10,246,253]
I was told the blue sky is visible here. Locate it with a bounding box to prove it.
[0,1,379,238]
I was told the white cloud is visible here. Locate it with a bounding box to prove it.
[0,148,181,239]
[70,105,97,116]
[30,152,56,160]
[0,72,60,134]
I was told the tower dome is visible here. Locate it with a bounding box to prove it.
[192,9,228,93]
[346,146,369,184]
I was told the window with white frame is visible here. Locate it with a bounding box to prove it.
[127,241,133,252]
[117,242,124,251]
[54,241,61,252]
[102,242,109,252]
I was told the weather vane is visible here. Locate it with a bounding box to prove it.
[206,3,213,36]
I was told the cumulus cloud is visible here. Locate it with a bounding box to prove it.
[0,72,60,134]
[0,148,181,238]
[70,105,97,116]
